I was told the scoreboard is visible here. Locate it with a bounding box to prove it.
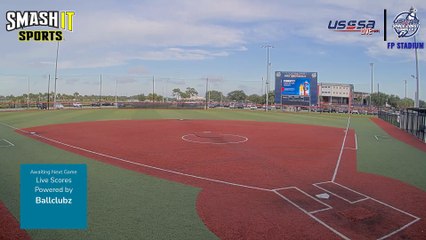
[275,71,318,106]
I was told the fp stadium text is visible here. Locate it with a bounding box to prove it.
[5,11,75,41]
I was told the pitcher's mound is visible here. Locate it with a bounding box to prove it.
[182,131,248,144]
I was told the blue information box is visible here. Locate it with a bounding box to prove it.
[20,164,87,229]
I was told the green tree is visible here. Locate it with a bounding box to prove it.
[185,87,198,98]
[206,90,224,102]
[420,100,426,108]
[172,88,182,99]
[147,93,163,102]
[260,91,275,105]
[247,94,263,104]
[73,92,80,100]
[136,94,146,102]
[387,94,400,108]
[398,98,414,109]
[370,92,388,107]
[227,90,247,102]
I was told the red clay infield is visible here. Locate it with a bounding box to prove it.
[20,120,426,239]
[0,201,30,240]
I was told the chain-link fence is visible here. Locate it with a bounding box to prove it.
[379,108,426,143]
[0,74,270,110]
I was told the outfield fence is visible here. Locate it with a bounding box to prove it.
[379,108,426,143]
[118,101,206,109]
[0,74,268,109]
[378,111,399,127]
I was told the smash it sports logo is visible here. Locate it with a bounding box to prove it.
[5,11,75,41]
[328,20,380,35]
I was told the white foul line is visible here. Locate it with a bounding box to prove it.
[313,181,369,204]
[0,139,15,147]
[331,116,351,182]
[313,181,421,239]
[0,122,271,192]
[1,121,421,240]
[354,133,358,150]
[272,186,333,213]
[273,190,351,240]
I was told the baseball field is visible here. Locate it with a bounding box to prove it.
[1,109,425,240]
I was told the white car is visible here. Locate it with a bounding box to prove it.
[53,103,64,109]
[72,102,82,108]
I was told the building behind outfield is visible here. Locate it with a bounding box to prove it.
[318,83,353,109]
[353,91,370,106]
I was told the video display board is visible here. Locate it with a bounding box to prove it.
[275,71,318,106]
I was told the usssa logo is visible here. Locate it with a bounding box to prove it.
[328,20,379,35]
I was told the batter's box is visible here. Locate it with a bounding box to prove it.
[275,187,332,214]
[314,181,368,203]
[313,198,420,240]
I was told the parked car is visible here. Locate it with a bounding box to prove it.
[37,103,47,110]
[53,103,64,109]
[72,102,82,108]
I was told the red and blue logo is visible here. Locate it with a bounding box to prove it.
[328,20,379,35]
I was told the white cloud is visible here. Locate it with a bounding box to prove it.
[1,0,425,74]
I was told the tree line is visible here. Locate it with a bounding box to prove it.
[368,92,425,108]
[1,88,424,109]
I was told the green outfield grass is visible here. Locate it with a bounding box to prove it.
[0,109,425,240]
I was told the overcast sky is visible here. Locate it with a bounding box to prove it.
[0,0,425,99]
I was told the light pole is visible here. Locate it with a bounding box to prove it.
[411,74,419,107]
[152,75,155,103]
[53,42,60,109]
[99,74,103,108]
[27,76,30,109]
[47,74,50,110]
[262,45,273,111]
[413,35,420,108]
[369,63,374,107]
[205,78,209,110]
[115,79,118,108]
[404,80,407,99]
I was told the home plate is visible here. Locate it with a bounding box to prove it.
[316,193,330,199]
[30,131,36,135]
